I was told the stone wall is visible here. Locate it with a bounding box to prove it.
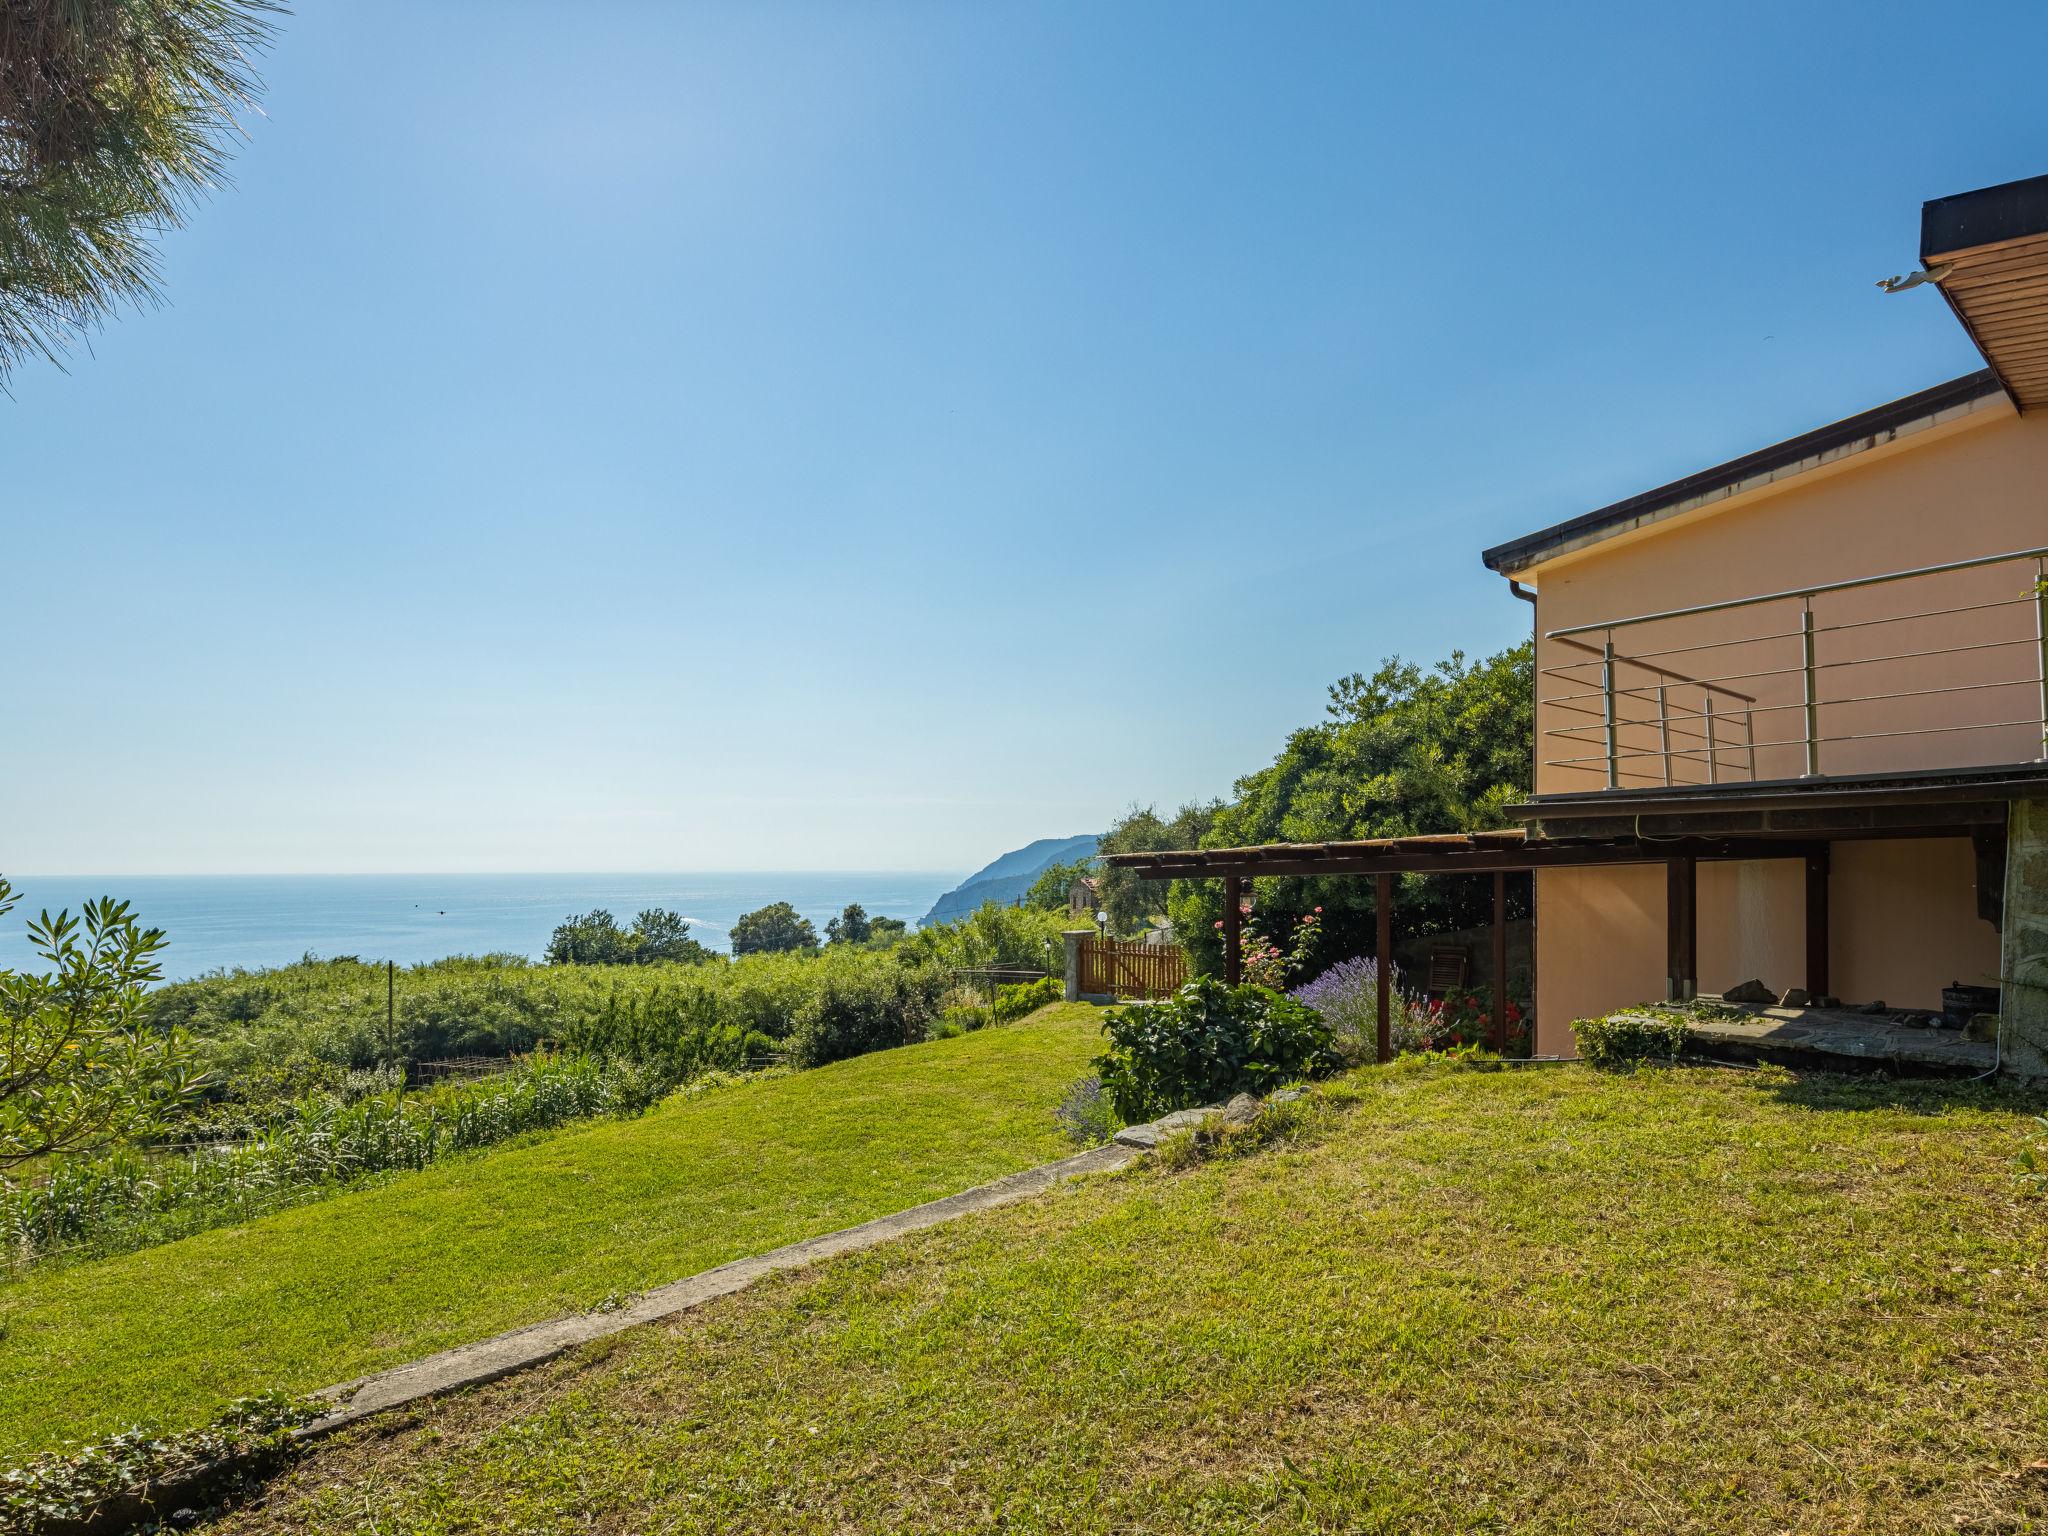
[2000,796,2048,1079]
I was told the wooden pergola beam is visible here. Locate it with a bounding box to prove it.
[1375,872,1393,1065]
[1222,873,1243,986]
[1491,870,1509,1053]
[1666,856,1697,1002]
[1805,846,1831,998]
[1113,836,1823,883]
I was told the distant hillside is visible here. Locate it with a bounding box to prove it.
[920,834,1101,927]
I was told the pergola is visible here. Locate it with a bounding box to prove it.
[1102,828,1834,1061]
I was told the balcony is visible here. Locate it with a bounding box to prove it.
[1536,545,2048,796]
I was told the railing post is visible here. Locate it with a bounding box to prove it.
[1745,708,1758,782]
[1656,683,1672,786]
[2035,557,2047,762]
[1601,632,1619,789]
[1704,695,1718,785]
[1800,598,1820,777]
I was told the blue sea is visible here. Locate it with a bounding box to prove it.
[0,873,960,983]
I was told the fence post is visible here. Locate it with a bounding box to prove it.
[1061,931,1089,1003]
[1704,695,1718,785]
[1801,599,1820,777]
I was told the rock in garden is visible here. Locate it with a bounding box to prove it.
[1778,987,1810,1008]
[1859,999,1888,1014]
[1222,1092,1260,1125]
[1721,978,1775,1004]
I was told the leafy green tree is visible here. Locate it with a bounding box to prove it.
[1163,643,1534,975]
[1022,858,1097,913]
[0,0,281,379]
[865,915,908,945]
[1097,802,1220,936]
[0,879,205,1170]
[729,902,818,957]
[545,908,709,966]
[630,908,712,965]
[824,903,872,945]
[544,910,635,966]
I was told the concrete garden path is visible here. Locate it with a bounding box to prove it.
[306,1139,1142,1436]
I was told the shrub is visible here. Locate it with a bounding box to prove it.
[1291,956,1429,1061]
[1094,978,1339,1122]
[1419,984,1530,1055]
[0,1391,320,1532]
[992,975,1063,1024]
[1572,1008,1690,1069]
[787,965,945,1069]
[1052,1075,1117,1147]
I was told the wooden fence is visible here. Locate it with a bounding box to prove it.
[1079,937,1188,1000]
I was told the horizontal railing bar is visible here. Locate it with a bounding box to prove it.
[1539,594,2040,672]
[1546,671,2034,723]
[1548,633,1758,703]
[1544,715,2045,766]
[1547,543,2048,638]
[1544,634,2042,700]
[1817,676,2039,709]
[1543,722,1715,748]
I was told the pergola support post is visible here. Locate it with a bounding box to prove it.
[1222,874,1243,986]
[1491,870,1509,1053]
[1375,872,1393,1064]
[1666,857,1697,1002]
[1805,845,1831,999]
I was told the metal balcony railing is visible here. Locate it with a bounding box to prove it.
[1538,545,2048,790]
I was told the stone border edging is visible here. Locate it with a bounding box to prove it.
[301,1139,1140,1434]
[51,1134,1168,1533]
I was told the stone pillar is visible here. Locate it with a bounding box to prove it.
[1062,930,1090,1003]
[2001,797,2048,1079]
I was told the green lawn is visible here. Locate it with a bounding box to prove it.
[0,1005,1106,1461]
[202,1059,2048,1536]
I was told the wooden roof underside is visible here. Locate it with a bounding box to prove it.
[1925,175,2048,412]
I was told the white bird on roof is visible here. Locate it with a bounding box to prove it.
[1877,262,1954,294]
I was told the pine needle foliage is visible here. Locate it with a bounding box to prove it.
[0,0,281,378]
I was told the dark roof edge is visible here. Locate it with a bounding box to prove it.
[1479,369,2006,575]
[1922,173,2048,260]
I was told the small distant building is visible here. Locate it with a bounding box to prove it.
[1067,875,1101,916]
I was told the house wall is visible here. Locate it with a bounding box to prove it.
[1533,838,2001,1054]
[1529,404,2048,796]
[1520,400,2040,1053]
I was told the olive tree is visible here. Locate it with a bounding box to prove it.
[0,878,204,1171]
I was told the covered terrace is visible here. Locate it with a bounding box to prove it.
[1103,828,1841,1061]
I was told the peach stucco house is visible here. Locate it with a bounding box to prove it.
[1110,173,2048,1075]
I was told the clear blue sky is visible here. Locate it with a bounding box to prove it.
[4,0,2039,874]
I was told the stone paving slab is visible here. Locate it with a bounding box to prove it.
[1687,1005,1995,1075]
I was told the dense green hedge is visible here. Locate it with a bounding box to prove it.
[1571,1008,1691,1068]
[1095,978,1339,1121]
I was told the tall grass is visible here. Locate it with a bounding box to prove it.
[1,904,1078,1271]
[0,1055,723,1269]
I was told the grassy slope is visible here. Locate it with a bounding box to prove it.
[0,1005,1106,1460]
[207,1060,2048,1536]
